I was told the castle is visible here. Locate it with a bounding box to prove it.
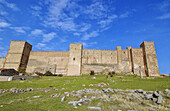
[0,40,160,76]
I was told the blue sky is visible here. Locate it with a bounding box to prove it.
[0,0,170,74]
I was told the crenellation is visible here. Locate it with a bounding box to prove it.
[0,40,160,76]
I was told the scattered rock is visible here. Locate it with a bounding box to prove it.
[157,95,163,104]
[33,95,42,98]
[88,107,101,110]
[88,82,108,87]
[164,89,169,94]
[51,94,59,98]
[44,89,50,93]
[143,91,146,95]
[137,89,143,93]
[26,88,33,92]
[61,96,65,102]
[165,105,170,108]
[153,91,160,97]
[147,91,153,94]
[145,94,153,100]
[131,94,143,101]
[53,88,58,91]
[151,98,157,103]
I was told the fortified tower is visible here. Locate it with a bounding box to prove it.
[67,43,83,76]
[3,41,32,72]
[140,41,160,76]
[116,46,122,73]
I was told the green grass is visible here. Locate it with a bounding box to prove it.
[0,75,169,111]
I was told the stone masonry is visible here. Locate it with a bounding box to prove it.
[0,40,160,76]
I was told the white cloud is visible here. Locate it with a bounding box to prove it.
[157,13,170,19]
[81,31,99,40]
[48,0,69,19]
[84,2,107,19]
[82,42,97,48]
[80,24,91,32]
[0,0,19,11]
[158,0,170,12]
[73,32,80,36]
[55,18,77,31]
[10,27,30,33]
[0,21,11,27]
[31,6,42,11]
[35,43,46,49]
[42,0,116,35]
[42,32,56,42]
[30,5,42,18]
[31,29,43,35]
[44,0,79,32]
[119,12,130,18]
[59,37,67,43]
[31,29,56,43]
[98,15,117,28]
[0,11,8,15]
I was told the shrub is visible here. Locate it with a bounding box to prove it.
[58,74,63,77]
[44,71,53,76]
[35,72,44,76]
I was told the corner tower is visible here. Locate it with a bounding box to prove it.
[140,41,159,76]
[67,43,83,76]
[3,40,32,72]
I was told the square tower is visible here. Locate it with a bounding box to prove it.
[3,41,32,72]
[140,41,160,76]
[67,43,83,76]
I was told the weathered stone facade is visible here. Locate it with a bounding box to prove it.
[0,40,160,76]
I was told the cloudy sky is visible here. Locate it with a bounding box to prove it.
[0,0,170,74]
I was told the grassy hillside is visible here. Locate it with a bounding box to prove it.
[0,75,169,111]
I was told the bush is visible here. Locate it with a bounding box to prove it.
[35,72,44,76]
[58,74,63,77]
[44,71,53,76]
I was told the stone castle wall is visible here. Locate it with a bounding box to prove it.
[26,51,69,75]
[0,40,160,77]
[82,49,118,74]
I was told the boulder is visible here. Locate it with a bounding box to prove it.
[157,95,163,104]
[151,98,157,103]
[164,89,169,94]
[145,94,153,100]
